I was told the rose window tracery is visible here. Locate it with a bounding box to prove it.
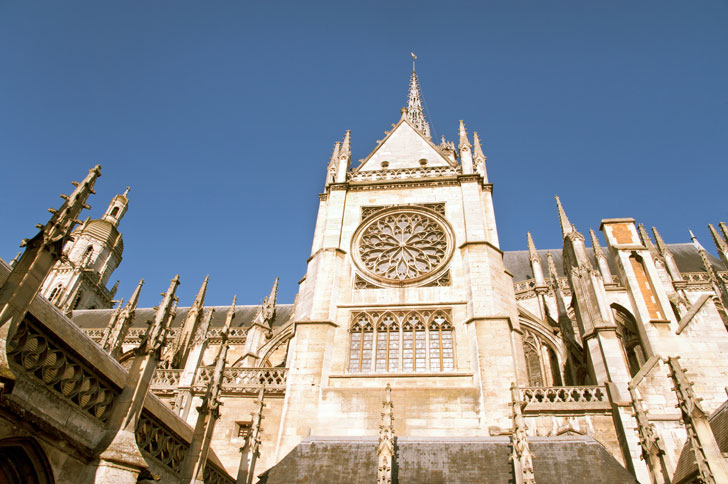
[353,207,453,285]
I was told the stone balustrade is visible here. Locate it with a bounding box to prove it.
[193,367,288,395]
[347,165,460,183]
[151,369,183,389]
[518,385,610,412]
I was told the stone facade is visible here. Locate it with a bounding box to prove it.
[2,70,728,483]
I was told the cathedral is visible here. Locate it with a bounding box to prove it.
[1,69,728,484]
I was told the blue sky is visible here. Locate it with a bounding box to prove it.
[1,1,727,307]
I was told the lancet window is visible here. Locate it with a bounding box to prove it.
[522,329,562,387]
[349,310,454,374]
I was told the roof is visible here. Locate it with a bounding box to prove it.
[259,435,637,484]
[503,243,723,283]
[72,304,294,329]
[672,399,728,483]
[75,218,123,252]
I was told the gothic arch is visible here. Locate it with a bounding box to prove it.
[256,322,294,368]
[519,317,565,387]
[0,437,55,484]
[611,303,646,377]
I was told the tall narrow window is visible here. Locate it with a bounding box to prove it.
[402,322,414,372]
[349,316,373,373]
[348,310,455,374]
[48,284,63,303]
[414,318,426,372]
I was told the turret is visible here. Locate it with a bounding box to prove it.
[101,187,129,227]
[40,186,129,310]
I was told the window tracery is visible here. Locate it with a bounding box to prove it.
[348,310,454,374]
[352,206,453,287]
[521,329,562,387]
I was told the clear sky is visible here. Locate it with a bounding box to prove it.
[1,1,727,308]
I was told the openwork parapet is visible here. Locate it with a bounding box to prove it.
[204,464,236,484]
[193,367,288,395]
[348,165,460,183]
[7,316,120,423]
[136,410,189,474]
[150,369,183,389]
[519,386,610,412]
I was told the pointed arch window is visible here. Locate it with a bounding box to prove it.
[348,310,455,374]
[348,316,374,373]
[521,328,563,387]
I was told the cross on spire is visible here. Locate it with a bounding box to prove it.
[406,60,431,139]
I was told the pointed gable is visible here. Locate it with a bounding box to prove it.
[355,118,453,172]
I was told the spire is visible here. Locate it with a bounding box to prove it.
[720,222,728,245]
[709,224,728,270]
[335,131,350,183]
[590,228,613,284]
[167,275,209,368]
[258,277,279,328]
[140,275,180,357]
[555,195,573,237]
[472,132,488,181]
[527,232,539,262]
[458,120,474,175]
[192,275,209,310]
[406,68,431,139]
[123,186,130,197]
[0,165,100,334]
[458,120,471,150]
[325,141,341,187]
[473,132,486,163]
[527,233,546,287]
[638,223,661,261]
[589,229,605,260]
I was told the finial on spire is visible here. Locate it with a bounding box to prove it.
[406,67,431,139]
[555,195,573,237]
[123,186,130,197]
[411,52,417,72]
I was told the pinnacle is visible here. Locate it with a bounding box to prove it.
[473,132,486,161]
[406,69,431,139]
[689,229,706,251]
[458,120,471,150]
[554,195,573,237]
[527,232,538,259]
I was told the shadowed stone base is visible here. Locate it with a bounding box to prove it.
[259,435,638,484]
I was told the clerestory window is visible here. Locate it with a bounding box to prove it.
[348,310,454,374]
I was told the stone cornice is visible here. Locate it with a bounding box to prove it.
[458,240,503,255]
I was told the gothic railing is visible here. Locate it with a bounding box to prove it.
[136,410,189,474]
[193,367,288,395]
[518,385,610,412]
[682,271,728,285]
[348,165,461,183]
[151,369,183,389]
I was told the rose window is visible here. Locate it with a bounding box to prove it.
[353,207,453,285]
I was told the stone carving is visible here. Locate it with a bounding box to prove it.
[135,411,188,473]
[150,369,182,389]
[193,367,288,394]
[354,208,452,284]
[423,270,451,287]
[510,383,536,484]
[361,203,445,221]
[7,317,119,422]
[377,383,395,484]
[349,165,459,183]
[520,386,606,405]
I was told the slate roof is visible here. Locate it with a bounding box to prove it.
[672,400,728,483]
[72,304,294,329]
[503,243,724,283]
[259,435,638,484]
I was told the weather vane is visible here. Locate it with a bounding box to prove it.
[411,52,417,72]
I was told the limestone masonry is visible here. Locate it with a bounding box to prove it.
[1,70,727,484]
